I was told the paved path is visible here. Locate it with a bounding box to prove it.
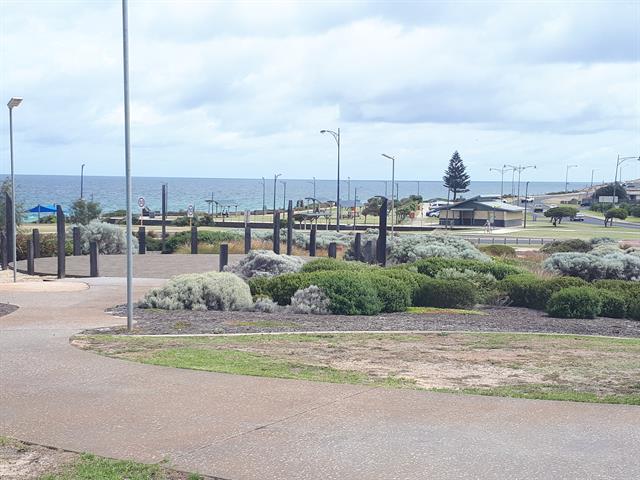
[1,278,639,479]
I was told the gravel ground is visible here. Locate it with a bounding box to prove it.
[104,305,640,338]
[0,304,18,317]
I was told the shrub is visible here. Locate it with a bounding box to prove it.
[544,251,640,281]
[479,244,516,257]
[247,276,271,296]
[597,290,626,318]
[165,230,242,253]
[75,220,137,254]
[367,274,412,313]
[253,297,280,313]
[435,268,497,302]
[140,272,252,311]
[540,239,592,254]
[308,272,382,315]
[387,234,490,264]
[627,298,640,321]
[289,286,331,315]
[593,279,640,320]
[16,232,72,260]
[226,250,304,279]
[546,287,602,319]
[414,279,478,309]
[301,258,373,273]
[498,275,587,310]
[590,237,618,246]
[375,267,430,302]
[413,257,524,280]
[264,273,311,305]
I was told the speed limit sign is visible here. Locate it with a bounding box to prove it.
[187,204,194,218]
[137,196,145,208]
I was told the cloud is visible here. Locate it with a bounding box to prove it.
[0,0,638,181]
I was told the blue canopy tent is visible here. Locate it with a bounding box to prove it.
[28,204,57,223]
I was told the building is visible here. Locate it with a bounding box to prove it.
[624,183,639,202]
[439,195,525,227]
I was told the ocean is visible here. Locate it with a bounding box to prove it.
[8,174,589,219]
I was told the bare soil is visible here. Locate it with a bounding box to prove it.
[103,305,640,338]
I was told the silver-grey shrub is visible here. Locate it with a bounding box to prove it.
[544,251,640,282]
[435,268,497,290]
[140,272,253,311]
[387,233,490,264]
[226,250,304,279]
[253,297,280,313]
[289,285,330,314]
[73,220,138,254]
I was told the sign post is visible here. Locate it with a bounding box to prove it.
[137,196,145,225]
[187,204,194,227]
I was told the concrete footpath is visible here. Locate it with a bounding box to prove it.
[1,278,639,479]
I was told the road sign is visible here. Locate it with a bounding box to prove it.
[187,204,194,218]
[137,196,145,208]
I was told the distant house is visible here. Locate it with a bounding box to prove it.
[439,196,524,227]
[625,183,639,202]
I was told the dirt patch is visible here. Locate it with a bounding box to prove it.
[0,438,76,479]
[102,305,640,338]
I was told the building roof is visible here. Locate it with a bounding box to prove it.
[440,196,524,212]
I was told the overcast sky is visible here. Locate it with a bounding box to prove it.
[1,0,639,182]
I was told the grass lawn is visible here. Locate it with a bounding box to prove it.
[73,332,640,405]
[0,436,204,480]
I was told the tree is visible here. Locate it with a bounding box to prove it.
[594,183,628,203]
[0,177,25,228]
[361,197,383,223]
[544,206,578,226]
[604,207,627,227]
[69,198,102,225]
[442,151,470,201]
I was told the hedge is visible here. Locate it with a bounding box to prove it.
[300,258,374,273]
[546,287,602,319]
[412,257,524,280]
[414,278,478,309]
[597,290,626,319]
[499,275,587,310]
[367,274,412,313]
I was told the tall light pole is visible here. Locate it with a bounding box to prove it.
[280,180,287,210]
[489,166,507,200]
[523,181,530,229]
[590,169,597,189]
[347,176,351,202]
[320,128,340,232]
[273,173,281,212]
[382,154,396,234]
[613,155,640,205]
[416,180,420,197]
[7,97,22,283]
[80,163,86,199]
[121,0,133,330]
[565,164,578,193]
[505,164,535,204]
[261,177,266,216]
[307,177,316,200]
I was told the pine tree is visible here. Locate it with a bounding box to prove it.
[443,151,470,201]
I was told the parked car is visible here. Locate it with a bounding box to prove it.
[570,213,585,222]
[533,204,545,213]
[427,209,440,217]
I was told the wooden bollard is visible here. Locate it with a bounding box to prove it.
[309,223,317,257]
[56,205,65,279]
[273,211,280,254]
[376,198,388,266]
[354,232,362,261]
[89,241,99,277]
[32,229,40,258]
[0,232,7,270]
[72,226,81,256]
[328,242,337,258]
[244,226,251,254]
[219,243,228,272]
[191,226,198,254]
[27,239,35,275]
[286,200,293,255]
[138,226,146,254]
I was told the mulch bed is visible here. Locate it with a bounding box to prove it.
[0,303,18,317]
[102,305,640,338]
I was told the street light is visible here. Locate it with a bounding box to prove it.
[7,96,22,283]
[320,128,341,232]
[590,169,597,189]
[307,177,316,200]
[382,154,396,234]
[504,164,535,204]
[280,180,287,210]
[121,0,133,330]
[347,176,351,202]
[613,155,640,205]
[80,164,86,199]
[489,166,508,200]
[565,164,578,193]
[273,173,282,212]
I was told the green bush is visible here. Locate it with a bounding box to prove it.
[301,258,374,273]
[593,280,640,320]
[479,244,516,257]
[264,273,311,305]
[540,239,592,254]
[247,276,271,297]
[499,275,587,310]
[597,290,626,318]
[414,278,478,309]
[307,271,382,315]
[413,257,524,280]
[164,230,242,253]
[546,287,602,319]
[367,274,411,313]
[375,267,430,302]
[627,298,640,321]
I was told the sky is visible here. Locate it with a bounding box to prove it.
[1,0,639,182]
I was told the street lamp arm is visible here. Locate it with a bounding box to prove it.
[320,129,339,144]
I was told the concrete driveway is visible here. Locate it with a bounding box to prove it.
[1,277,639,479]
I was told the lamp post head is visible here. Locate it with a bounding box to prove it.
[320,130,327,134]
[7,97,23,109]
[381,153,395,161]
